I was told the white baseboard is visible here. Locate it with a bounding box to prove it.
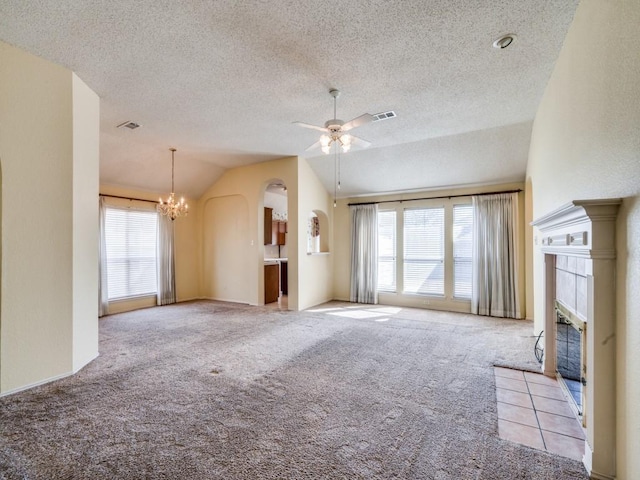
[1,371,74,398]
[73,351,100,374]
[1,351,101,398]
[176,297,201,303]
[201,296,250,305]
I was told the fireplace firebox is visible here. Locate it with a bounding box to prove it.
[555,301,585,413]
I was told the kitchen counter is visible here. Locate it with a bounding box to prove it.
[264,257,288,264]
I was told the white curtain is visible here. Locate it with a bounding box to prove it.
[471,193,521,318]
[157,213,176,305]
[98,197,109,317]
[350,204,378,304]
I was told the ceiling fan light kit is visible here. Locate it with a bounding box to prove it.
[294,88,386,207]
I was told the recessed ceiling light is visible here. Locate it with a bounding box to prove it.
[493,34,516,49]
[116,121,141,130]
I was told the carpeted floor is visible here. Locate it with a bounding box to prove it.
[0,300,589,479]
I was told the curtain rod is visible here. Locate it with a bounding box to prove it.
[347,189,523,207]
[99,193,159,204]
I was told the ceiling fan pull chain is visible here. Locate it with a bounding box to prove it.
[338,149,341,190]
[333,145,339,208]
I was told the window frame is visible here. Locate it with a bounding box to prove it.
[377,209,397,293]
[375,197,473,310]
[453,203,473,299]
[104,205,159,301]
[402,206,445,297]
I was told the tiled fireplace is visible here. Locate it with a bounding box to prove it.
[532,199,621,480]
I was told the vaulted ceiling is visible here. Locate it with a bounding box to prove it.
[0,1,579,198]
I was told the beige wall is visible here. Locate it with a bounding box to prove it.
[0,42,99,394]
[99,184,201,314]
[202,195,250,303]
[333,183,527,315]
[102,155,333,313]
[199,156,300,308]
[198,156,333,311]
[296,157,334,311]
[524,178,534,322]
[527,2,640,478]
[173,197,201,303]
[72,74,100,371]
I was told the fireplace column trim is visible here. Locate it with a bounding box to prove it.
[543,253,557,377]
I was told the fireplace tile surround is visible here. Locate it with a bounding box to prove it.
[532,199,621,480]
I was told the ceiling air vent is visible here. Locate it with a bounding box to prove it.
[116,121,141,130]
[372,111,396,122]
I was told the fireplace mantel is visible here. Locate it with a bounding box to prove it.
[531,199,621,258]
[532,199,621,480]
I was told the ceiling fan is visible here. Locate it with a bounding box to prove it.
[294,89,374,154]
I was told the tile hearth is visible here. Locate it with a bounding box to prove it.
[495,367,585,462]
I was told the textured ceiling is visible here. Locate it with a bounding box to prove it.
[0,1,579,198]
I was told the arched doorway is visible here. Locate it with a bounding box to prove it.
[263,181,288,306]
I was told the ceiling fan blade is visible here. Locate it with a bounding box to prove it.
[293,121,329,133]
[341,113,374,132]
[350,135,371,149]
[305,140,322,151]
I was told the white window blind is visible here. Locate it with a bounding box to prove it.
[403,207,444,295]
[377,210,396,292]
[105,207,158,300]
[453,204,473,299]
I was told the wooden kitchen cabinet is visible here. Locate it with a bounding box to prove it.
[272,221,287,245]
[264,263,279,303]
[264,208,273,245]
[265,207,287,246]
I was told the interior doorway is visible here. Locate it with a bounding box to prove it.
[263,181,288,305]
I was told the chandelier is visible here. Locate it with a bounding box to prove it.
[158,148,188,220]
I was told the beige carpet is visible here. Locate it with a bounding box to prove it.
[0,300,588,479]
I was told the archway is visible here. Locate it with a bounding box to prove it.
[263,180,288,305]
[202,195,250,303]
[307,209,329,254]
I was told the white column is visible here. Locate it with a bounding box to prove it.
[584,259,617,480]
[542,253,557,377]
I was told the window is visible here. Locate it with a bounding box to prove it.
[403,207,444,296]
[372,200,474,305]
[453,204,473,298]
[105,207,158,300]
[377,210,396,292]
